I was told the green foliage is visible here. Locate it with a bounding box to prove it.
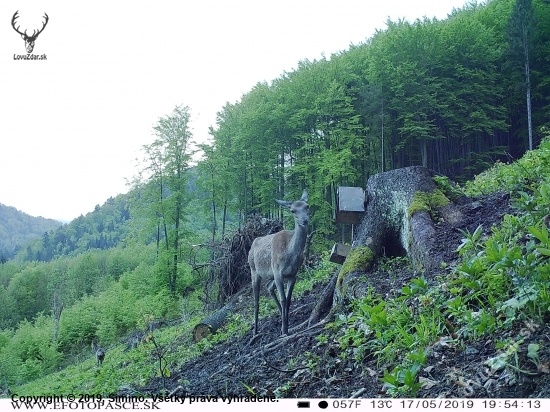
[57,296,104,352]
[378,256,412,275]
[381,349,427,397]
[433,175,465,201]
[199,0,550,234]
[464,135,550,196]
[400,276,428,297]
[334,281,443,365]
[506,0,536,150]
[0,243,156,330]
[295,251,339,295]
[131,105,195,293]
[57,283,178,354]
[331,278,443,398]
[12,194,132,264]
[0,315,62,386]
[6,266,50,325]
[449,140,550,335]
[456,225,485,256]
[484,339,539,375]
[332,135,550,393]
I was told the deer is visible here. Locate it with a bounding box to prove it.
[11,11,49,54]
[249,190,310,336]
[92,340,105,367]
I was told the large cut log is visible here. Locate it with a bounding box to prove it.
[193,302,236,343]
[335,166,451,301]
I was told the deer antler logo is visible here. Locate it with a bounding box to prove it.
[12,11,49,54]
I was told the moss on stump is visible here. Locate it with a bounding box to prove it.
[407,189,450,219]
[335,246,375,301]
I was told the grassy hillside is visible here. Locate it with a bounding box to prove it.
[0,169,227,387]
[5,135,550,397]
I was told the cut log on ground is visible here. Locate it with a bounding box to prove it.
[193,302,236,343]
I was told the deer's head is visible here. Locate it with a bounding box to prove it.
[12,11,49,54]
[275,190,310,227]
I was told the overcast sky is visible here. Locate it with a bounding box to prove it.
[1,0,470,222]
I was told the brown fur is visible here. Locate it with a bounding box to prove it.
[249,191,309,336]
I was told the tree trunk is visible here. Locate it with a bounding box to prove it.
[222,200,228,239]
[525,59,533,150]
[381,89,385,172]
[421,138,428,168]
[333,166,449,303]
[303,230,317,263]
[156,223,160,259]
[211,172,217,243]
[172,172,182,293]
[52,292,64,344]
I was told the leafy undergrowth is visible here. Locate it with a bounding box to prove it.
[9,255,338,396]
[9,137,550,398]
[330,136,550,397]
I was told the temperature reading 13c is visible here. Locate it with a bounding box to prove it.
[371,400,392,408]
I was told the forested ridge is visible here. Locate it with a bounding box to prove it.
[201,0,550,239]
[1,0,550,396]
[0,204,62,262]
[14,195,131,264]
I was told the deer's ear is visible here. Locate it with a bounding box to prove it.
[275,199,292,208]
[300,190,308,202]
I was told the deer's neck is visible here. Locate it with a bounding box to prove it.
[290,221,308,253]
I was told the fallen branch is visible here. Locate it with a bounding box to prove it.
[261,317,331,354]
[261,345,309,373]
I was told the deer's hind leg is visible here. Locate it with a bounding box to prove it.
[267,279,282,315]
[252,269,262,335]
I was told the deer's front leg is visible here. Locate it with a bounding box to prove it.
[283,276,297,335]
[285,276,296,317]
[273,275,289,335]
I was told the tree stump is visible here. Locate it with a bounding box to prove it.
[335,166,451,301]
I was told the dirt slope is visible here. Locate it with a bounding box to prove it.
[132,192,550,398]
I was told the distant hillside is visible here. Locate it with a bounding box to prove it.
[0,203,62,261]
[14,194,133,263]
[10,168,214,264]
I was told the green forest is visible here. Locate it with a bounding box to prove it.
[0,204,61,262]
[1,0,550,396]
